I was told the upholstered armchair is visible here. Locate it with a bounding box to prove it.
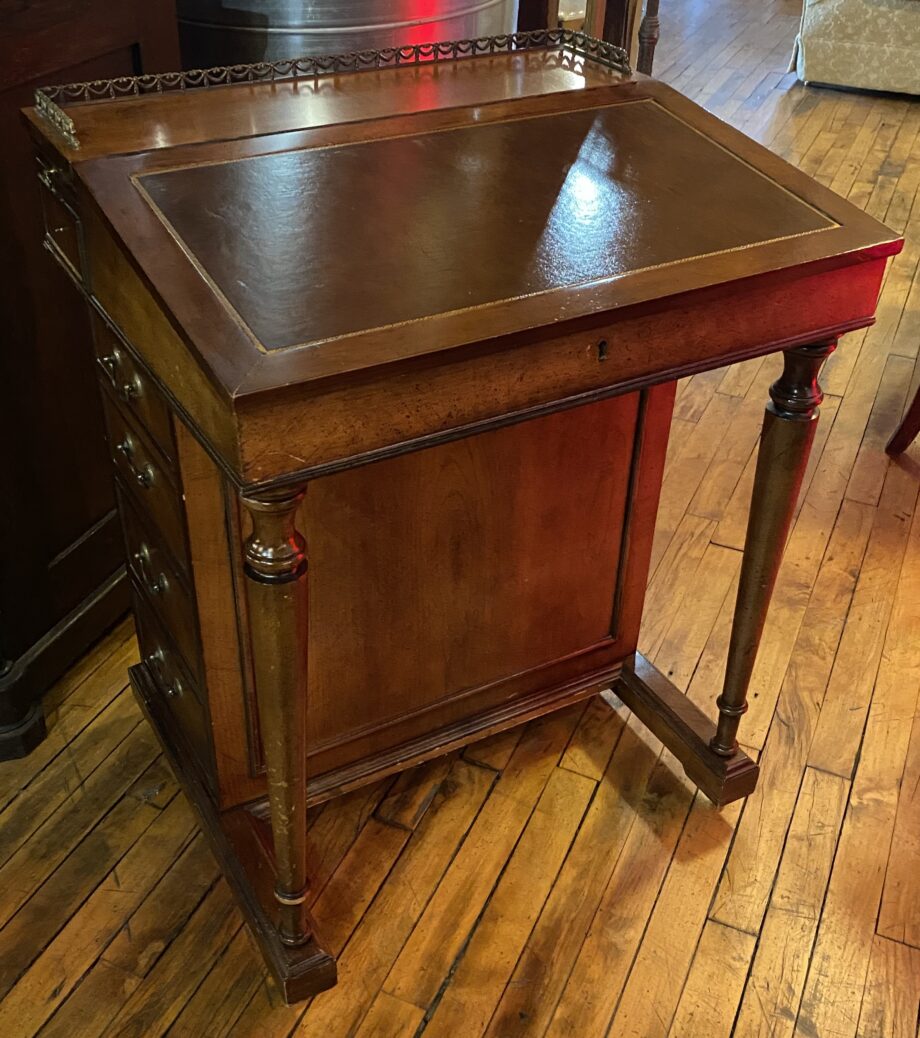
[792,0,920,94]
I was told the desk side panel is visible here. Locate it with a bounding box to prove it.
[81,198,240,471]
[189,390,671,809]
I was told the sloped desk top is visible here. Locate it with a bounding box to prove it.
[25,32,905,1004]
[28,34,899,415]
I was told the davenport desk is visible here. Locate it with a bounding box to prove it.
[26,31,901,1001]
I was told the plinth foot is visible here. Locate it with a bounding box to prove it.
[130,661,336,1004]
[615,653,759,806]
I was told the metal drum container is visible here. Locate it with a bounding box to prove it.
[178,0,520,68]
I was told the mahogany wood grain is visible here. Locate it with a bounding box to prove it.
[69,74,899,414]
[25,32,902,1003]
[301,396,637,759]
[6,2,919,1028]
[174,420,262,808]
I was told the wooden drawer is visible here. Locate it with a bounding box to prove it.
[36,158,83,282]
[118,484,202,684]
[135,593,213,782]
[92,314,176,463]
[102,392,188,573]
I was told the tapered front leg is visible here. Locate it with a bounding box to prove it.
[637,0,661,75]
[711,341,837,757]
[242,487,312,946]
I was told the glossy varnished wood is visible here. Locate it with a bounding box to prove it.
[24,19,905,1012]
[139,99,831,351]
[180,389,672,818]
[70,72,897,416]
[3,0,920,1030]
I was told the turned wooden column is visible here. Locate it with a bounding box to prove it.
[241,487,311,946]
[637,0,661,75]
[711,340,837,757]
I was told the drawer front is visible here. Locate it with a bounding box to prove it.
[102,392,188,573]
[37,159,83,281]
[92,314,176,463]
[118,485,202,685]
[135,593,213,782]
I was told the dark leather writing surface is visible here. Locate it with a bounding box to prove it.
[140,99,833,352]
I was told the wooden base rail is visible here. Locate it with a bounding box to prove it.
[616,654,759,805]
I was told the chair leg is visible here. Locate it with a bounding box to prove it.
[886,383,920,455]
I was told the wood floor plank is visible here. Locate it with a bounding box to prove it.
[421,767,595,1038]
[0,793,195,1038]
[311,816,410,955]
[718,355,766,398]
[102,831,219,979]
[375,756,453,831]
[544,754,695,1038]
[651,543,740,695]
[0,755,177,998]
[668,920,757,1038]
[808,458,919,778]
[711,498,873,933]
[733,766,850,1038]
[166,927,264,1038]
[711,394,839,554]
[0,635,136,815]
[40,618,133,717]
[641,514,718,659]
[100,882,240,1038]
[687,365,775,523]
[0,718,161,931]
[673,367,725,423]
[485,713,668,1038]
[795,501,920,1038]
[607,795,743,1038]
[353,992,425,1038]
[306,777,392,899]
[36,961,140,1038]
[381,707,585,1010]
[0,690,142,867]
[558,688,625,782]
[854,935,920,1038]
[845,354,914,506]
[292,757,496,1038]
[647,392,740,576]
[877,682,920,947]
[462,726,525,771]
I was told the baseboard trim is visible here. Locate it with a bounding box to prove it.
[0,567,130,759]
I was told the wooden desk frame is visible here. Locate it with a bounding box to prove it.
[27,31,900,1002]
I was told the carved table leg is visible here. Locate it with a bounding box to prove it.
[241,487,313,947]
[615,342,835,806]
[637,0,661,75]
[712,340,837,757]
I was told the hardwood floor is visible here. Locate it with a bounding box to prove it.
[2,0,920,1034]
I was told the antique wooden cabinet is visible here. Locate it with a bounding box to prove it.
[0,0,179,758]
[26,31,900,1000]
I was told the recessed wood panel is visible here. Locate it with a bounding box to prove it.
[302,392,639,763]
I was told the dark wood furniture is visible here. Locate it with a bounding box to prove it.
[0,0,180,759]
[518,0,661,73]
[26,30,900,1002]
[887,383,920,454]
